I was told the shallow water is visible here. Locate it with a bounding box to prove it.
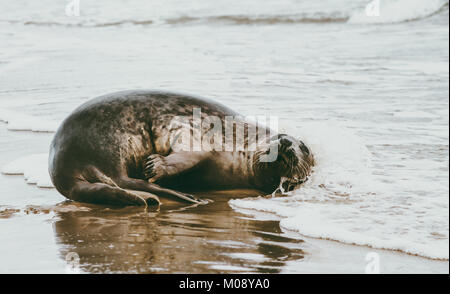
[0,0,449,272]
[0,165,447,274]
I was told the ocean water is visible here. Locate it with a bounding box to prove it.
[0,0,448,262]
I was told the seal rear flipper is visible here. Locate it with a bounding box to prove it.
[70,181,160,207]
[116,176,208,205]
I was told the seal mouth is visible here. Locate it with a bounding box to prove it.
[281,176,309,192]
[272,176,309,196]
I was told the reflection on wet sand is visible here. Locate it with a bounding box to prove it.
[52,190,306,273]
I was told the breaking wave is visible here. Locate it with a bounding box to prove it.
[2,0,447,28]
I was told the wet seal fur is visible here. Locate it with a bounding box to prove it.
[49,90,314,207]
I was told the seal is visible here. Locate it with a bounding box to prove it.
[49,90,314,207]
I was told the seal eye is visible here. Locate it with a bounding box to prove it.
[280,137,293,148]
[299,141,310,155]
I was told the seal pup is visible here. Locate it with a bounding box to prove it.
[48,90,314,207]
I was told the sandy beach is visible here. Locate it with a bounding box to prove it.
[0,128,447,273]
[0,0,448,273]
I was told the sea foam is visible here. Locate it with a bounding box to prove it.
[1,153,53,188]
[230,121,449,260]
[0,108,59,133]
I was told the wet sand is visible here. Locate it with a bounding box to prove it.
[1,187,448,274]
[1,0,449,270]
[0,125,448,274]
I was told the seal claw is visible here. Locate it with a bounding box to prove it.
[144,154,168,182]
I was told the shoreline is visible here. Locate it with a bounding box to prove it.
[0,176,448,274]
[234,207,450,262]
[0,127,448,274]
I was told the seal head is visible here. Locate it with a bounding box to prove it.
[252,134,315,193]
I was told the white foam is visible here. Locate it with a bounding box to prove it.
[207,264,253,272]
[230,121,449,260]
[226,253,269,262]
[1,153,54,188]
[348,0,448,24]
[0,108,59,133]
[280,208,449,260]
[279,121,375,199]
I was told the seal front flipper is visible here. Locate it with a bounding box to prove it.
[144,152,211,183]
[144,154,168,183]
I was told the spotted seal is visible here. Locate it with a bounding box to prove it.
[48,90,314,206]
